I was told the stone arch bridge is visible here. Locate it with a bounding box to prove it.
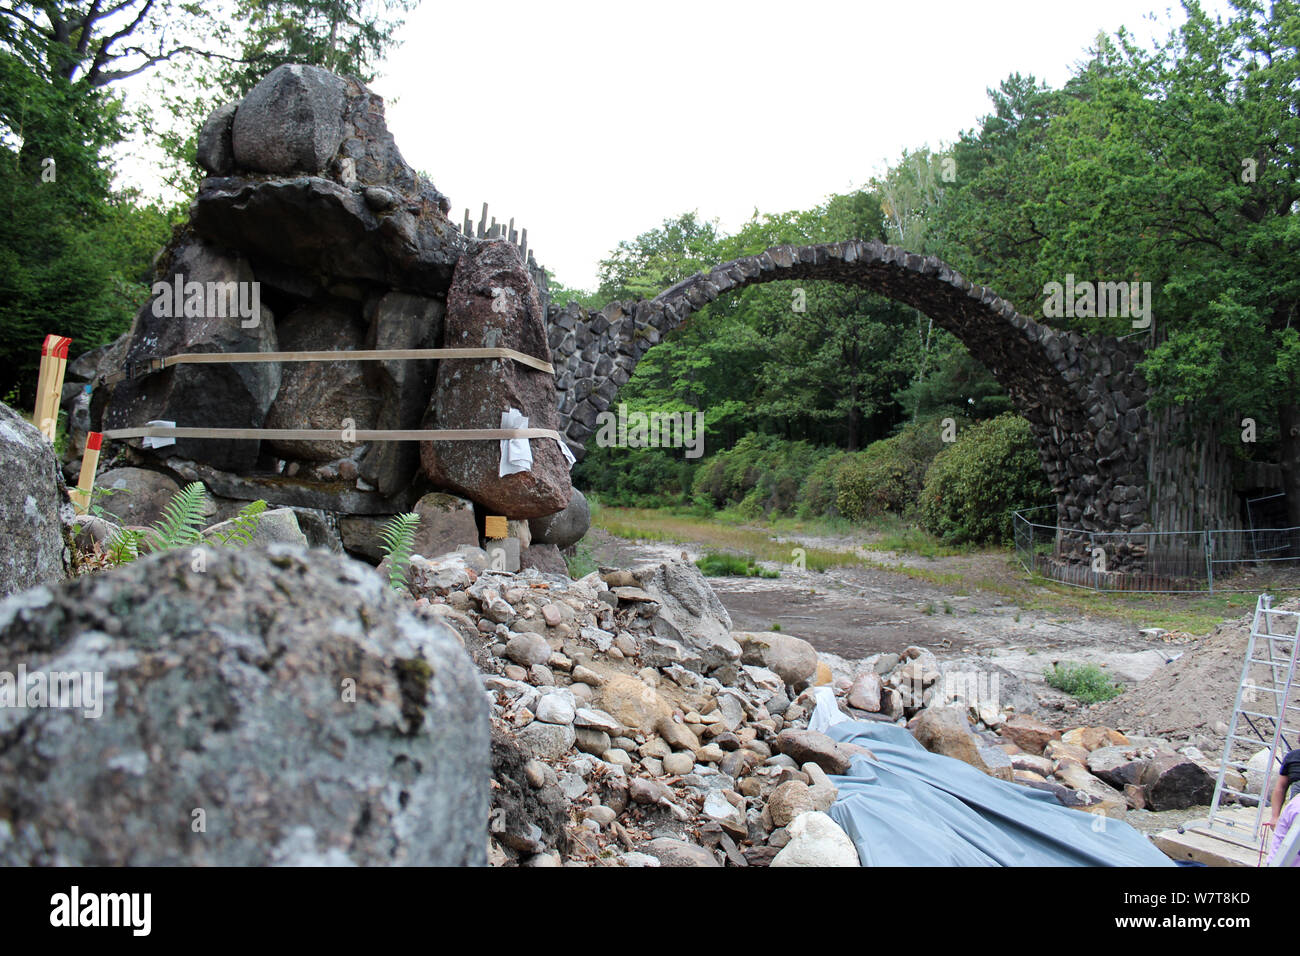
[545,240,1237,550]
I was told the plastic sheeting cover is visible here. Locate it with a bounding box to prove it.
[815,696,1172,866]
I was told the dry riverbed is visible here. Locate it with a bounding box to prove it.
[585,520,1285,701]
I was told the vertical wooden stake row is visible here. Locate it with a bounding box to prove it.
[50,336,71,432]
[34,335,72,442]
[33,335,56,438]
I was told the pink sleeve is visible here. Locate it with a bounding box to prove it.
[1269,796,1300,866]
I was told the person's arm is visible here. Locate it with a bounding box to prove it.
[1267,773,1288,829]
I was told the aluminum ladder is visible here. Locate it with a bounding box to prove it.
[1202,594,1300,854]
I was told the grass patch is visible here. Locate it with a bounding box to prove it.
[862,514,970,558]
[565,541,598,579]
[695,552,779,578]
[1044,661,1124,703]
[591,503,858,572]
[1018,576,1264,634]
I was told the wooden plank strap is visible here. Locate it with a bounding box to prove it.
[102,346,553,384]
[102,425,566,442]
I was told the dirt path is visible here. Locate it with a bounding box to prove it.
[587,527,1183,692]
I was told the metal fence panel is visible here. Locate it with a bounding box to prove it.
[1012,509,1300,593]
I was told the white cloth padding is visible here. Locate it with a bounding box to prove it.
[142,420,176,449]
[499,408,576,477]
[808,686,850,734]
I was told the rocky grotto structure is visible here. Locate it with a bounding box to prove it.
[74,64,583,567]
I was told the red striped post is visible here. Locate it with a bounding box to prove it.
[70,431,102,514]
[33,335,56,438]
[34,335,72,442]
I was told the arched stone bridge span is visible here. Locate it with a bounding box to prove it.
[546,240,1206,537]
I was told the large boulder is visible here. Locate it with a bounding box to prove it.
[643,838,721,867]
[200,507,308,547]
[196,101,237,175]
[338,514,394,562]
[95,467,186,528]
[1086,746,1153,790]
[847,671,883,712]
[776,729,867,776]
[0,402,67,596]
[595,674,672,732]
[103,237,279,473]
[770,811,859,867]
[1061,726,1130,751]
[410,492,479,559]
[420,240,571,518]
[912,705,1013,781]
[0,546,489,865]
[520,544,567,575]
[528,488,590,549]
[640,561,739,674]
[735,631,818,689]
[999,714,1062,755]
[1053,762,1127,818]
[193,66,462,294]
[231,64,348,175]
[263,300,379,462]
[1139,753,1216,810]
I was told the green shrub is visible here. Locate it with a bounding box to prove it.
[690,433,834,515]
[834,420,945,521]
[695,552,779,578]
[798,451,851,518]
[918,413,1051,544]
[574,444,694,508]
[1044,661,1124,703]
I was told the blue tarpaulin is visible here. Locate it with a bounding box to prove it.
[822,716,1174,867]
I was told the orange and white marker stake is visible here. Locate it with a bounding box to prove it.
[33,335,72,442]
[70,432,103,515]
[33,335,56,436]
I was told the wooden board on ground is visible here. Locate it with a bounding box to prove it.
[1153,807,1265,867]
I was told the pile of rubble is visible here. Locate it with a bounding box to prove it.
[395,550,1252,867]
[396,551,861,866]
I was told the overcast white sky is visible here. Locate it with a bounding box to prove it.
[366,0,1222,291]
[110,1,1226,290]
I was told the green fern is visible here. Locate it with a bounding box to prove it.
[87,485,121,521]
[104,481,210,565]
[211,499,269,547]
[378,512,420,593]
[106,527,144,564]
[145,482,210,552]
